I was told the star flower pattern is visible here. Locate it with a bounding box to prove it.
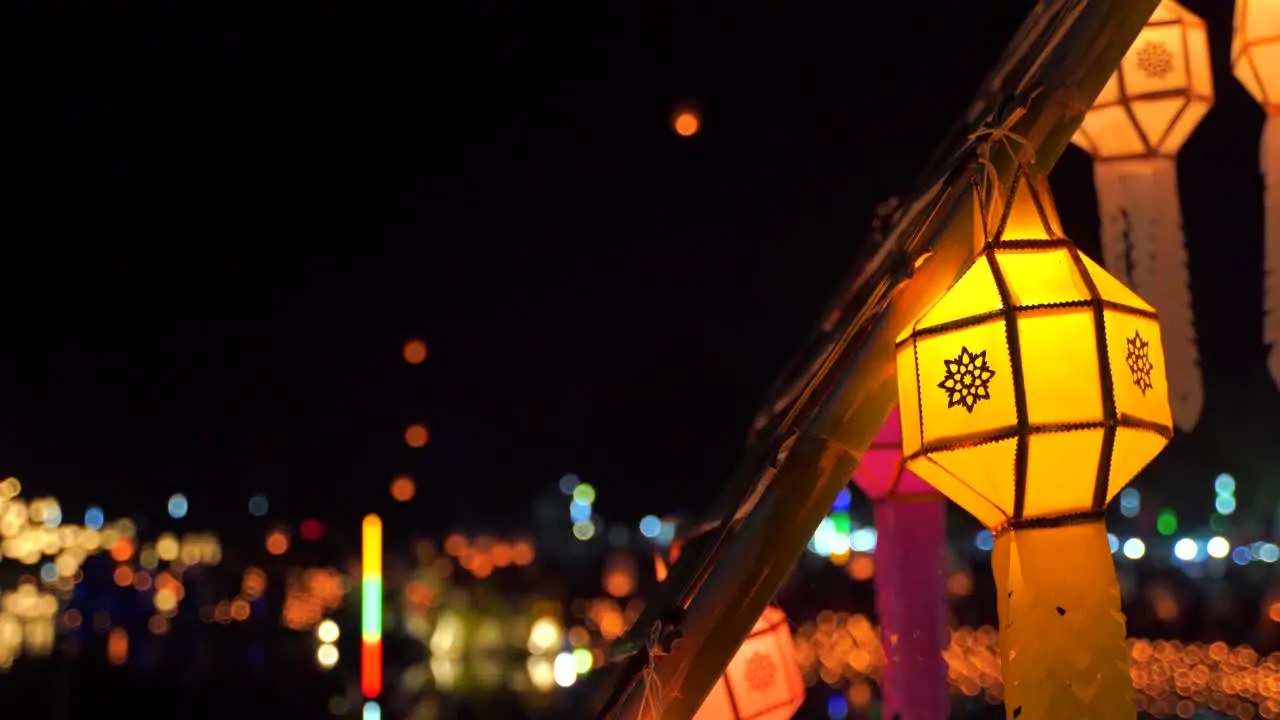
[744,652,778,693]
[938,347,996,413]
[1126,331,1154,395]
[1135,41,1174,79]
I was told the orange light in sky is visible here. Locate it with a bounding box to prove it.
[402,339,428,365]
[673,111,700,137]
[265,530,290,556]
[390,475,416,502]
[404,424,429,448]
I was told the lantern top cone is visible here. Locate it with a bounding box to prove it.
[1071,0,1213,160]
[852,406,938,501]
[1233,0,1280,113]
[894,167,1174,531]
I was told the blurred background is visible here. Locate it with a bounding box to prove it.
[3,0,1279,717]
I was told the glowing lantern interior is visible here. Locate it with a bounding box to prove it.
[894,170,1174,530]
[693,605,805,720]
[1071,0,1213,159]
[851,407,937,500]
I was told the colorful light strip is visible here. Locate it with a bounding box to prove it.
[361,514,383,698]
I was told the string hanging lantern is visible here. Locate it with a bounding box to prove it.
[1070,0,1212,432]
[1231,0,1280,385]
[692,605,805,720]
[895,165,1174,719]
[850,407,948,720]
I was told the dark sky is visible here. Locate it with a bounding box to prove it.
[3,1,1275,538]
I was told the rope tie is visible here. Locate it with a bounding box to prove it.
[638,620,673,720]
[967,87,1042,215]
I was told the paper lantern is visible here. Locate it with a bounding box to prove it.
[1071,0,1211,432]
[693,605,804,720]
[850,408,948,720]
[854,407,940,500]
[1232,0,1280,386]
[896,166,1174,719]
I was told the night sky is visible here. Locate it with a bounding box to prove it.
[4,1,1277,539]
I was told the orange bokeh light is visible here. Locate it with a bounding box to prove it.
[673,111,700,137]
[109,538,134,563]
[265,530,290,556]
[404,424,430,448]
[443,533,467,557]
[390,475,416,502]
[402,339,428,365]
[511,539,536,567]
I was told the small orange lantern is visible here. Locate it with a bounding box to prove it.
[693,605,804,720]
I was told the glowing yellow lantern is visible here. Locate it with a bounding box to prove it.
[693,605,804,720]
[1071,0,1211,432]
[1232,0,1280,386]
[895,166,1174,719]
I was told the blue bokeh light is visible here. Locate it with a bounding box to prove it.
[831,487,852,512]
[248,494,269,517]
[569,500,592,523]
[167,493,189,520]
[638,515,662,538]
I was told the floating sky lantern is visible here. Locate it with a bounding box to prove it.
[1070,0,1211,432]
[1231,0,1280,386]
[895,166,1174,718]
[850,407,948,720]
[693,605,804,720]
[672,108,701,138]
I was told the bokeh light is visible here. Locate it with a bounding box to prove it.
[84,505,104,530]
[248,494,269,517]
[638,515,661,539]
[672,110,700,137]
[402,339,428,365]
[317,619,341,644]
[265,529,290,556]
[404,424,430,449]
[300,519,325,541]
[167,494,188,520]
[390,476,416,503]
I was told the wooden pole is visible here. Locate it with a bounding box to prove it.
[596,0,1161,718]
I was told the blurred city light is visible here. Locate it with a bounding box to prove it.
[1174,538,1199,562]
[558,473,580,495]
[167,494,188,520]
[248,494,269,517]
[638,515,661,539]
[1207,536,1231,559]
[1123,538,1146,560]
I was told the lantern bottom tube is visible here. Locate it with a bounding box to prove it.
[873,498,950,720]
[992,520,1133,720]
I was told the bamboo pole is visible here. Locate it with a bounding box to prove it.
[596,1,1161,718]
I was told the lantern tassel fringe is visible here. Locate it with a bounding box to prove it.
[993,521,1134,720]
[1093,159,1201,431]
[1264,117,1280,386]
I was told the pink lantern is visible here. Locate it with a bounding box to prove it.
[693,605,805,720]
[853,407,936,500]
[851,407,949,720]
